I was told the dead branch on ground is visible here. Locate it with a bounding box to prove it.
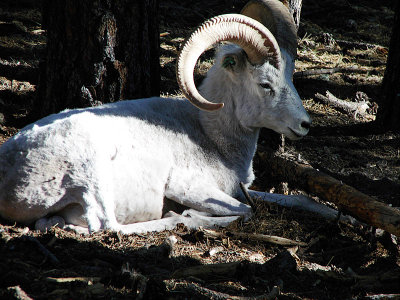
[239,182,257,212]
[173,282,280,300]
[335,39,386,50]
[5,286,33,300]
[202,228,307,247]
[258,148,400,237]
[314,90,375,119]
[293,66,368,78]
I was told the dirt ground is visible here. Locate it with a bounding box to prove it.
[0,0,399,299]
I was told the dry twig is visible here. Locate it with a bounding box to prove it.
[239,182,257,212]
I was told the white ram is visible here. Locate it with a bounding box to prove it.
[0,0,336,234]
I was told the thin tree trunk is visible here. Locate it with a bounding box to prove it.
[34,0,159,119]
[378,1,400,131]
[281,0,302,30]
[288,0,302,30]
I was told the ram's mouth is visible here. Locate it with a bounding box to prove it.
[288,128,305,139]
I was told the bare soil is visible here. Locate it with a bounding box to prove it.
[0,0,399,299]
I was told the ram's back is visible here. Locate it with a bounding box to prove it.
[0,97,214,224]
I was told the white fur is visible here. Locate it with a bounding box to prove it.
[0,39,318,234]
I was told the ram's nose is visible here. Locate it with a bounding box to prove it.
[301,118,311,131]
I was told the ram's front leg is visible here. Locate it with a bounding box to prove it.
[110,184,251,234]
[165,183,252,218]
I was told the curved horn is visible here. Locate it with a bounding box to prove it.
[241,0,297,58]
[176,14,281,112]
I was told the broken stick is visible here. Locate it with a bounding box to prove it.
[6,286,33,300]
[229,231,307,247]
[202,228,306,247]
[314,91,372,119]
[258,148,400,237]
[239,182,257,212]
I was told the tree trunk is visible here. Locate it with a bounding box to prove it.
[34,0,159,119]
[288,0,302,30]
[378,1,400,131]
[281,0,302,30]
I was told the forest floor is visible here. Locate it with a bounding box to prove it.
[0,0,399,299]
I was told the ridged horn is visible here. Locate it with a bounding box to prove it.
[241,0,297,58]
[176,14,281,112]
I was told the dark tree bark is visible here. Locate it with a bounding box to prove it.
[378,1,400,131]
[34,0,159,119]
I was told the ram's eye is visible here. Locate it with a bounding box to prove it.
[260,83,271,89]
[259,83,274,94]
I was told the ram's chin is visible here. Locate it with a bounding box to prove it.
[285,128,307,140]
[266,125,304,140]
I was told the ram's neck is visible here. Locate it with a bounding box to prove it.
[197,79,259,168]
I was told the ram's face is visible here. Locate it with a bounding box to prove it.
[176,8,311,140]
[232,49,311,140]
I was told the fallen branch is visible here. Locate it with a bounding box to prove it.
[356,58,386,67]
[314,90,372,119]
[364,294,400,300]
[230,231,306,246]
[177,282,279,300]
[6,286,33,300]
[45,277,102,284]
[335,39,385,50]
[202,228,306,247]
[293,66,368,79]
[257,149,400,237]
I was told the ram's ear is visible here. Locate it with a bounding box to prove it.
[221,50,247,72]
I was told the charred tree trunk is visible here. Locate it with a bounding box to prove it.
[33,0,159,119]
[378,1,400,131]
